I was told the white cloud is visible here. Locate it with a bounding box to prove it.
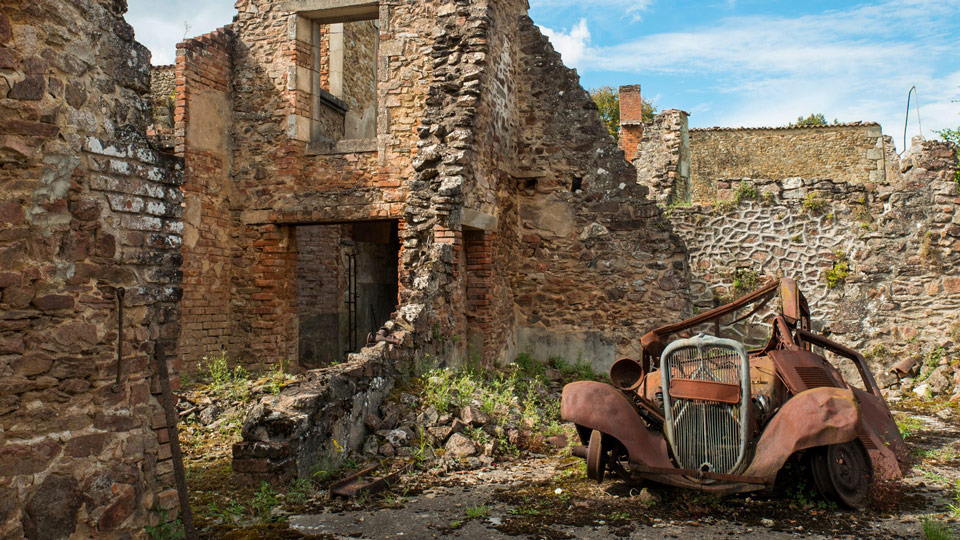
[540,19,591,71]
[126,1,235,65]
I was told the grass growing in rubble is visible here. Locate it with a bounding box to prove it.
[421,353,600,432]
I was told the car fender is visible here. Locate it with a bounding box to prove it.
[745,386,860,480]
[560,381,673,469]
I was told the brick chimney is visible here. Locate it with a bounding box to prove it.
[618,84,644,163]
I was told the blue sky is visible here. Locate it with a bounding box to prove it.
[128,0,960,150]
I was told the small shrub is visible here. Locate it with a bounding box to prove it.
[287,477,314,505]
[732,182,759,205]
[252,481,280,523]
[732,268,761,293]
[824,250,850,289]
[802,192,826,214]
[145,508,185,540]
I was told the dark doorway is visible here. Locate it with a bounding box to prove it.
[295,220,399,369]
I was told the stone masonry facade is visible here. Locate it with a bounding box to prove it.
[635,104,959,399]
[688,123,896,202]
[1,1,184,538]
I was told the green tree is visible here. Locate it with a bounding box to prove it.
[936,127,960,184]
[790,113,829,127]
[589,86,657,141]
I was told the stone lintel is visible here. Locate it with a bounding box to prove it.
[306,138,377,155]
[279,0,379,24]
[462,209,498,232]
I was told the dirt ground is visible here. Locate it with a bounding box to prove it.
[191,404,959,540]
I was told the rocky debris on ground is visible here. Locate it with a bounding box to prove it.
[879,351,960,403]
[341,365,576,475]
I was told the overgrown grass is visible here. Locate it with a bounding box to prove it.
[201,351,252,402]
[922,516,957,540]
[466,504,490,520]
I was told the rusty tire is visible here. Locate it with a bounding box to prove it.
[810,440,872,509]
[586,429,606,484]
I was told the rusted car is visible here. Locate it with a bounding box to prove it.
[561,279,908,508]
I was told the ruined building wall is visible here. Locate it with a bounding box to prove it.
[457,0,521,365]
[341,20,378,140]
[175,27,236,372]
[647,119,959,395]
[634,109,689,205]
[148,64,175,148]
[689,123,891,202]
[510,15,689,370]
[234,0,494,477]
[0,1,183,537]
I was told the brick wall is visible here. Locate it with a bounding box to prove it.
[175,26,236,372]
[689,123,892,202]
[618,84,644,163]
[0,1,183,536]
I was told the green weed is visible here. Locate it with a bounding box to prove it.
[145,508,184,540]
[251,481,281,523]
[824,250,850,289]
[921,516,957,540]
[466,504,490,520]
[802,192,826,214]
[897,415,925,439]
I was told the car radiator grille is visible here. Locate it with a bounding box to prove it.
[662,335,750,476]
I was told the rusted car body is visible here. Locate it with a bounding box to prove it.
[561,279,908,507]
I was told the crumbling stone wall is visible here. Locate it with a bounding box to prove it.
[175,27,235,371]
[660,140,959,396]
[689,123,892,202]
[148,65,175,149]
[1,1,183,537]
[510,15,689,369]
[635,109,689,205]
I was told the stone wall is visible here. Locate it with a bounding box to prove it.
[1,1,184,537]
[148,65,175,149]
[635,109,689,205]
[689,123,892,202]
[661,140,959,396]
[510,15,689,370]
[175,26,236,373]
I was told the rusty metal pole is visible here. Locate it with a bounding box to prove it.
[153,341,197,539]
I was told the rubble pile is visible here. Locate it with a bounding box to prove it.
[356,364,579,472]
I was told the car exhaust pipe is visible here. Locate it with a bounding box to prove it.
[610,358,644,391]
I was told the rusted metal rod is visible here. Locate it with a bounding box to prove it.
[112,287,125,393]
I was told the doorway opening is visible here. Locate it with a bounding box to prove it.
[295,220,399,369]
